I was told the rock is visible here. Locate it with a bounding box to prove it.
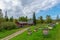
[43,28,49,36]
[49,23,56,28]
[27,28,32,35]
[48,27,53,30]
[56,22,59,24]
[27,31,32,35]
[33,30,37,32]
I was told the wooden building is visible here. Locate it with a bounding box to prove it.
[15,20,33,27]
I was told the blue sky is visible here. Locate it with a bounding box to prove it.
[36,3,60,19]
[0,0,60,19]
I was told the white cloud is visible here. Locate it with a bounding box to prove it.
[22,0,57,18]
[0,1,5,9]
[0,0,59,18]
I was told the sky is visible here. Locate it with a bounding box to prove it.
[0,0,60,19]
[36,3,60,19]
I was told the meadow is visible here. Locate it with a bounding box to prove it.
[0,28,23,39]
[10,24,60,40]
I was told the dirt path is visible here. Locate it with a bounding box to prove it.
[1,28,29,40]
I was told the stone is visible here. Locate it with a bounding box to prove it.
[56,22,59,24]
[48,27,53,30]
[27,31,32,35]
[49,23,56,28]
[27,28,32,35]
[43,28,49,36]
[33,30,37,32]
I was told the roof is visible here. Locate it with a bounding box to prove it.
[19,22,27,24]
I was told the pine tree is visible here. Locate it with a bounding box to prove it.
[26,16,28,22]
[5,11,9,21]
[40,16,44,23]
[56,15,60,22]
[10,16,13,22]
[33,12,36,25]
[46,15,52,23]
[0,9,3,18]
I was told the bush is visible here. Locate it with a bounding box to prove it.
[0,26,4,31]
[0,22,18,31]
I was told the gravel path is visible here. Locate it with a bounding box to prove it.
[1,28,29,40]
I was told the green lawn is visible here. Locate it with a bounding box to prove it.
[10,24,60,40]
[0,28,23,39]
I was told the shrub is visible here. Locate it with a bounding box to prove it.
[0,22,18,31]
[0,26,4,31]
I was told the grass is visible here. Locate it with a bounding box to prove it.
[0,28,24,39]
[10,24,60,40]
[0,25,30,39]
